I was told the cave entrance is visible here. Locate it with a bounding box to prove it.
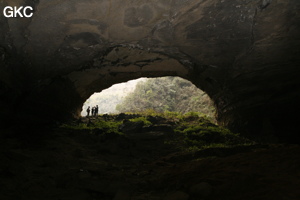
[81,76,216,121]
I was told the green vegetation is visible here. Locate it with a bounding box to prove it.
[61,111,254,153]
[116,77,216,120]
[129,117,152,126]
[61,118,123,135]
[173,116,254,152]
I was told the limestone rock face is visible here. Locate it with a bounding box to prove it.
[0,0,299,141]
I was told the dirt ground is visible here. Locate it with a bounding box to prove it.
[0,119,300,200]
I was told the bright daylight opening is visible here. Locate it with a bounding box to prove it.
[81,76,216,121]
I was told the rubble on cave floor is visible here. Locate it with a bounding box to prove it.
[0,113,300,200]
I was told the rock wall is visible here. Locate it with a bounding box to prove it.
[0,0,299,141]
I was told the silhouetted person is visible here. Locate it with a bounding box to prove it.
[86,106,90,117]
[91,106,95,117]
[95,105,99,116]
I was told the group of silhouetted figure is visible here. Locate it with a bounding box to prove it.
[86,105,98,117]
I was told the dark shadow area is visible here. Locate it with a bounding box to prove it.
[1,111,300,200]
[1,0,300,199]
[1,76,300,199]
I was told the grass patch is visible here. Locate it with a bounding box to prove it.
[172,116,254,152]
[60,118,123,135]
[129,117,152,126]
[61,111,255,154]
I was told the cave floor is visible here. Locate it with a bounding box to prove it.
[0,120,300,200]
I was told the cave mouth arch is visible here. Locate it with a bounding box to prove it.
[2,43,298,143]
[65,46,198,120]
[80,76,216,121]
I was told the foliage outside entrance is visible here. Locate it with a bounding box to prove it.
[116,77,216,120]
